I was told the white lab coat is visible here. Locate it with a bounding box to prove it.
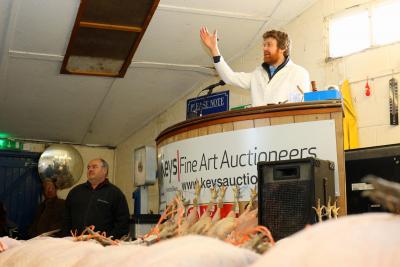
[214,57,311,106]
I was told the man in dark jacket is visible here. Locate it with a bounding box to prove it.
[29,179,65,237]
[63,158,130,239]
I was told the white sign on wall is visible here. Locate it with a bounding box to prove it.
[158,120,338,210]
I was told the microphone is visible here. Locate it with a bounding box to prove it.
[201,80,226,96]
[191,80,226,118]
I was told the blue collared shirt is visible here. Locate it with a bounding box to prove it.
[269,65,277,76]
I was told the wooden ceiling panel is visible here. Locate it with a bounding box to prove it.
[82,0,156,27]
[61,0,160,77]
[69,28,139,59]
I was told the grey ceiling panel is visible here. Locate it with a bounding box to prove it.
[0,58,113,142]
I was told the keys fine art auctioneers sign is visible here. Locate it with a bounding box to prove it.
[158,120,338,212]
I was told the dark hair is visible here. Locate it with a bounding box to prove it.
[42,178,55,185]
[99,158,109,177]
[263,30,290,57]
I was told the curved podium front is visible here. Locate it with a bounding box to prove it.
[156,100,346,216]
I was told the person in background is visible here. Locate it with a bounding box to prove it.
[200,27,310,106]
[63,158,129,239]
[29,179,65,237]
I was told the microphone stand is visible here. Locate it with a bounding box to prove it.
[196,80,225,117]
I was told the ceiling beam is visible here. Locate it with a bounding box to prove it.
[79,21,142,32]
[158,4,269,21]
[8,50,216,75]
[9,50,63,61]
[130,61,216,75]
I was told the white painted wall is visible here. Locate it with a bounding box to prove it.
[282,0,400,148]
[115,0,400,212]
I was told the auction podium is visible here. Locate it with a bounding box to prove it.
[156,100,346,215]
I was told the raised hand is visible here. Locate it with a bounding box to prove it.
[200,26,220,56]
